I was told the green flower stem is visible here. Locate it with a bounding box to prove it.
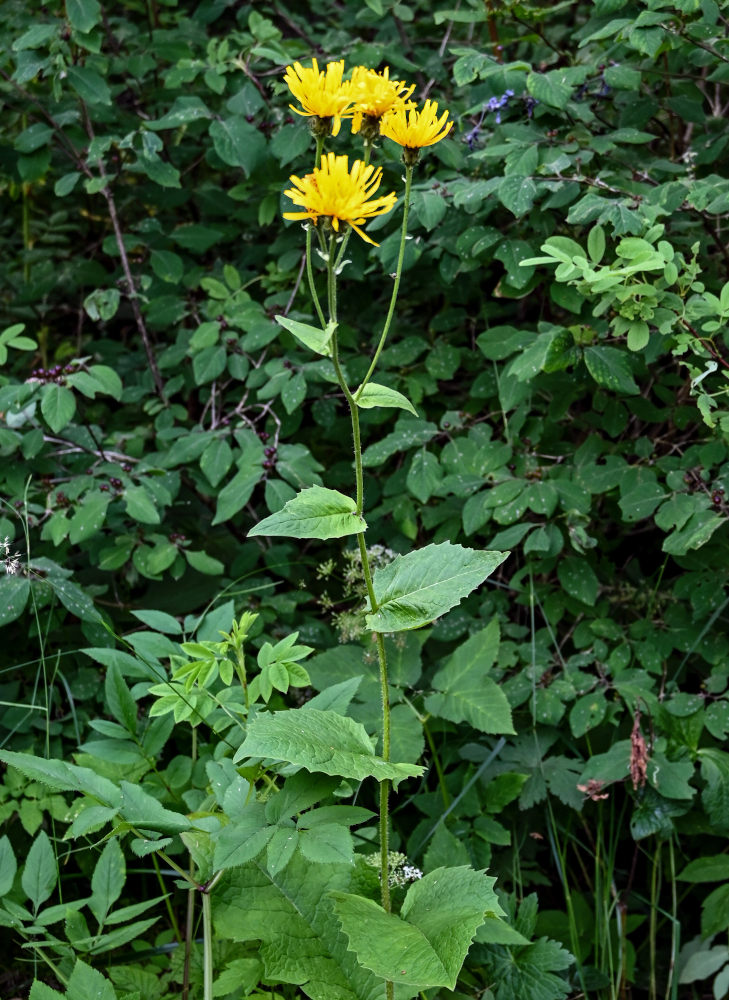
[202,888,214,1000]
[306,227,327,329]
[304,135,327,328]
[326,237,394,1000]
[355,163,413,400]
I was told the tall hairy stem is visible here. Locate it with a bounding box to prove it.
[327,236,394,1000]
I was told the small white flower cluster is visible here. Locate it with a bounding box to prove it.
[365,850,423,888]
[1,537,22,576]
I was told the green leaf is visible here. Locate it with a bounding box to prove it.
[215,854,388,1000]
[266,827,299,876]
[209,117,266,175]
[424,619,515,734]
[366,542,509,632]
[498,176,538,217]
[89,838,125,924]
[527,70,573,108]
[275,316,336,356]
[234,708,423,787]
[212,467,260,525]
[332,866,502,990]
[281,371,307,414]
[66,65,111,105]
[67,959,117,1000]
[570,692,607,737]
[105,664,137,735]
[66,0,102,33]
[557,556,599,604]
[185,549,224,575]
[406,450,442,503]
[0,750,120,805]
[41,384,76,433]
[68,493,110,545]
[584,345,639,394]
[118,782,192,834]
[249,486,366,540]
[0,575,31,626]
[678,855,729,883]
[124,485,159,525]
[22,830,57,911]
[53,577,98,622]
[213,805,275,871]
[299,823,353,865]
[699,749,729,832]
[0,835,17,896]
[355,382,417,415]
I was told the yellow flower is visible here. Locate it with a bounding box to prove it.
[349,65,415,135]
[380,99,452,150]
[283,152,397,246]
[283,58,354,137]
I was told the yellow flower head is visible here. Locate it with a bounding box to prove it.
[349,65,415,135]
[283,152,397,246]
[380,99,452,151]
[283,58,354,137]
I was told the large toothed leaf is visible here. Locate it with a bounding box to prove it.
[366,542,509,632]
[249,486,366,540]
[233,708,423,787]
[331,866,502,990]
[215,854,413,1000]
[275,316,336,356]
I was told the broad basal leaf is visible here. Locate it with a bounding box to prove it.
[355,383,417,415]
[332,866,502,990]
[249,486,366,540]
[215,854,415,1000]
[366,542,508,632]
[233,708,423,787]
[275,316,336,356]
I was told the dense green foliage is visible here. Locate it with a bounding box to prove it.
[2,0,729,998]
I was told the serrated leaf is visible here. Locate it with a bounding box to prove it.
[213,805,275,871]
[424,619,514,734]
[89,838,125,924]
[332,866,502,990]
[67,958,117,1000]
[105,663,138,735]
[0,750,121,805]
[118,781,191,834]
[215,854,389,1000]
[355,382,417,415]
[234,708,423,787]
[274,315,336,355]
[366,542,508,632]
[266,826,299,876]
[0,835,17,896]
[249,485,366,540]
[22,830,57,911]
[299,823,353,865]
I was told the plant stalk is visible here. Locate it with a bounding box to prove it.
[326,234,394,1000]
[202,888,214,1000]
